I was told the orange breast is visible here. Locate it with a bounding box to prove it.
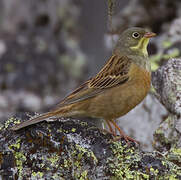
[129,63,151,95]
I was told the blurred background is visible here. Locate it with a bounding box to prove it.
[0,0,181,150]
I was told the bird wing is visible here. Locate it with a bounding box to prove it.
[56,55,131,106]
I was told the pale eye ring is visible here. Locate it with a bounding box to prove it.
[132,32,140,38]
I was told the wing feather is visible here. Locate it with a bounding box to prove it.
[57,55,131,107]
[89,55,131,88]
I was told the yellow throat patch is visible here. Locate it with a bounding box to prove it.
[130,37,149,57]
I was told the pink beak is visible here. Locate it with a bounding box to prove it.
[144,32,156,38]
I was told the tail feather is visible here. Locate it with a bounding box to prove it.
[11,112,55,131]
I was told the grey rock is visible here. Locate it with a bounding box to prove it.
[152,58,181,115]
[152,58,181,151]
[0,113,180,179]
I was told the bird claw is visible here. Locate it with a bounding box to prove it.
[102,128,139,145]
[113,135,140,145]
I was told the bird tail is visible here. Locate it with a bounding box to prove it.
[11,112,56,131]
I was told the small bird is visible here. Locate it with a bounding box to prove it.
[11,27,156,143]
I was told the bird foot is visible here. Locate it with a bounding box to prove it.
[106,120,140,145]
[101,128,139,145]
[113,135,140,145]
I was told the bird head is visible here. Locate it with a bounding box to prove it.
[114,27,156,57]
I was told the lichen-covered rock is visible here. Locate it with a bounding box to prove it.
[153,114,181,151]
[152,58,181,115]
[0,113,181,179]
[152,58,181,153]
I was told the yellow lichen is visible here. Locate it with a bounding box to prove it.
[32,171,44,178]
[5,117,20,129]
[79,170,88,180]
[71,128,76,132]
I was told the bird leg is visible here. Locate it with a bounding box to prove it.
[109,120,140,145]
[105,119,116,136]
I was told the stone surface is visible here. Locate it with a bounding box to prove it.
[154,114,181,152]
[152,58,181,115]
[0,0,180,162]
[0,113,181,179]
[152,58,181,151]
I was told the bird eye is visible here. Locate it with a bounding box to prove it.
[132,32,140,38]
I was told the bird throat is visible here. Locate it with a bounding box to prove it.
[130,37,149,57]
